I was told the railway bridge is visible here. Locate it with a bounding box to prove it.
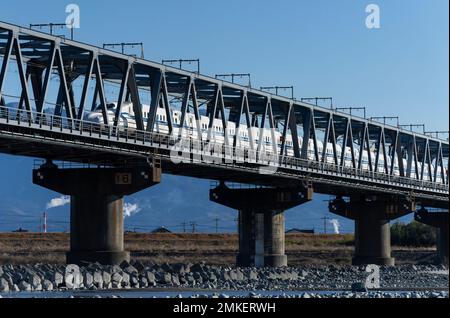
[0,21,448,267]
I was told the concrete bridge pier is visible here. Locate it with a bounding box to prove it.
[329,195,415,266]
[415,209,449,267]
[33,160,161,265]
[210,182,313,267]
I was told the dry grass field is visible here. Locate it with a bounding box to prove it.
[0,233,437,266]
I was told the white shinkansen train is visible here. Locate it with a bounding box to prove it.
[2,100,446,184]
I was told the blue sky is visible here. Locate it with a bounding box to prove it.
[0,0,448,233]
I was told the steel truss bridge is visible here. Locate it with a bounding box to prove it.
[0,21,448,208]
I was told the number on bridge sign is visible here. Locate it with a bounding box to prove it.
[115,173,132,185]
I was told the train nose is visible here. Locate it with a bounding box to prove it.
[83,113,103,123]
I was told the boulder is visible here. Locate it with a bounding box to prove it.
[190,264,204,273]
[140,276,149,288]
[0,278,9,292]
[121,272,130,286]
[123,266,138,275]
[84,272,94,288]
[54,271,64,287]
[146,272,156,284]
[249,271,259,280]
[120,260,131,270]
[93,271,103,288]
[156,272,172,284]
[43,280,53,291]
[130,274,139,287]
[102,272,112,285]
[171,274,181,286]
[112,272,123,284]
[133,261,146,273]
[18,281,31,292]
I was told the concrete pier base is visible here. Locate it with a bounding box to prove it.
[264,211,287,267]
[33,162,161,265]
[330,195,415,266]
[236,209,287,267]
[352,211,394,266]
[415,209,449,267]
[210,182,312,267]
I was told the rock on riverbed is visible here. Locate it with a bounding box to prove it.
[0,262,448,296]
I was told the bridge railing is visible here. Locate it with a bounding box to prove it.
[0,104,448,194]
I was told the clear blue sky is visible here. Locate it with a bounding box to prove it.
[0,0,448,233]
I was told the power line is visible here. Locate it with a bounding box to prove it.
[103,42,145,58]
[30,22,74,40]
[162,59,200,74]
[370,116,399,126]
[398,124,426,134]
[260,86,294,99]
[335,107,367,118]
[215,73,252,87]
[300,97,333,109]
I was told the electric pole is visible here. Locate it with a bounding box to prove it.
[43,211,47,234]
[321,216,330,234]
[190,222,197,233]
[214,218,219,234]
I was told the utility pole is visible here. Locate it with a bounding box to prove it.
[190,222,197,233]
[214,218,219,234]
[321,216,330,234]
[43,211,47,234]
[181,222,187,233]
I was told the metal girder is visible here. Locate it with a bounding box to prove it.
[0,31,13,101]
[128,65,143,131]
[232,91,255,150]
[257,98,277,155]
[37,42,56,114]
[176,77,203,142]
[54,47,75,122]
[161,74,173,135]
[179,77,192,138]
[113,61,130,129]
[322,114,338,165]
[190,79,202,142]
[288,104,301,159]
[92,57,108,125]
[79,65,97,116]
[12,36,33,121]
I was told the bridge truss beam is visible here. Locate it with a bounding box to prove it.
[0,21,448,208]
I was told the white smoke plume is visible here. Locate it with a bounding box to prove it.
[46,196,70,210]
[329,219,340,234]
[123,203,141,218]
